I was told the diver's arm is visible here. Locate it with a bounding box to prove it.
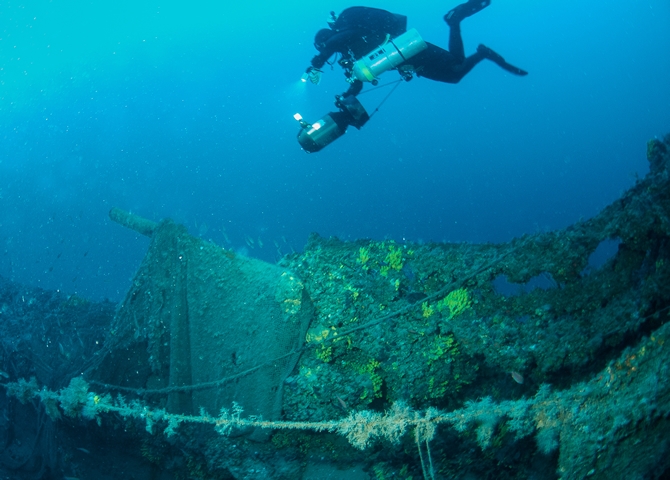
[310,29,357,70]
[344,79,363,97]
[334,80,363,110]
[310,53,329,70]
[310,35,339,70]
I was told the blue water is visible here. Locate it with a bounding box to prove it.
[1,0,668,301]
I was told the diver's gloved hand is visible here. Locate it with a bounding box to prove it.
[335,93,357,110]
[304,66,323,85]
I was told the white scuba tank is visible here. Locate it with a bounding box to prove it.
[351,28,427,84]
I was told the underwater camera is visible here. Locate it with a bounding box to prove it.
[294,95,370,153]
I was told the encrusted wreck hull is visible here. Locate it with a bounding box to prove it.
[1,136,669,479]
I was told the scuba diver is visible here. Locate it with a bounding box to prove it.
[305,6,409,97]
[296,1,528,152]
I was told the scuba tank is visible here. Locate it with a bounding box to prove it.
[351,28,426,85]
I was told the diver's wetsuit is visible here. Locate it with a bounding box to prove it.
[411,23,485,83]
[310,7,407,97]
[310,3,526,95]
[310,7,407,68]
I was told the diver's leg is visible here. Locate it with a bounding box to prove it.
[413,43,485,84]
[447,51,486,82]
[447,22,465,60]
[477,44,528,76]
[444,0,490,59]
[445,46,528,81]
